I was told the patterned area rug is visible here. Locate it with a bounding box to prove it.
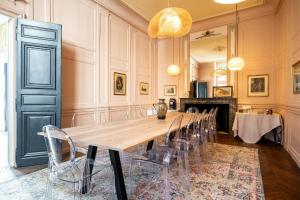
[0,144,264,200]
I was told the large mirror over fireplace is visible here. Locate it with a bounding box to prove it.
[189,25,234,98]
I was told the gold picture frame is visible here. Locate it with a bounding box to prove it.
[213,86,233,97]
[114,72,126,95]
[248,74,269,97]
[139,82,149,95]
[293,61,300,94]
[164,85,176,96]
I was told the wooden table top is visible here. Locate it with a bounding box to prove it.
[38,112,193,152]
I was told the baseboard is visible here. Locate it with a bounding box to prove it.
[288,146,300,168]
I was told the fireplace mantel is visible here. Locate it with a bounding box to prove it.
[179,98,237,134]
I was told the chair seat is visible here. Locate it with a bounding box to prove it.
[52,157,111,183]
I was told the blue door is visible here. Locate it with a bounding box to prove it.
[198,82,208,98]
[16,19,61,167]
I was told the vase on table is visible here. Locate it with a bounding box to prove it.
[153,99,168,120]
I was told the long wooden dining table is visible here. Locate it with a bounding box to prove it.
[38,112,193,200]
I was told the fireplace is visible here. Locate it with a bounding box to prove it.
[180,98,237,134]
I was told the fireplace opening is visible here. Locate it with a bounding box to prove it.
[185,103,230,134]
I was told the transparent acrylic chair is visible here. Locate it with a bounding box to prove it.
[186,107,200,114]
[43,125,114,200]
[128,115,190,200]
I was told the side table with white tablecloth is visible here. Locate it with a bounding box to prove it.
[232,112,283,144]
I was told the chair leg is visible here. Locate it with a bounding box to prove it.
[45,174,53,200]
[177,150,190,195]
[193,136,201,174]
[128,160,136,198]
[163,163,171,200]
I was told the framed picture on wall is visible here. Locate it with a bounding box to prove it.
[293,61,300,94]
[164,85,176,96]
[248,74,269,97]
[114,72,126,95]
[213,86,233,97]
[140,82,149,95]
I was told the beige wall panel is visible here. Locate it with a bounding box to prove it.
[61,111,97,128]
[109,14,130,106]
[52,0,97,50]
[62,58,96,109]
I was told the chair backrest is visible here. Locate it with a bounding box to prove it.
[186,107,199,113]
[165,115,184,146]
[71,113,76,127]
[184,113,197,138]
[213,107,219,118]
[43,125,76,167]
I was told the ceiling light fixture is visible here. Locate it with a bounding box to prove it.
[228,4,245,71]
[214,0,246,4]
[148,1,192,38]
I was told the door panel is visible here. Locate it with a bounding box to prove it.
[16,19,61,167]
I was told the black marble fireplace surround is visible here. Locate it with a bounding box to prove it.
[180,98,237,134]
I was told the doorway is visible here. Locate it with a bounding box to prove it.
[0,14,10,169]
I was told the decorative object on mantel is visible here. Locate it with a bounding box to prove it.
[213,86,233,97]
[265,108,273,115]
[214,0,245,4]
[169,98,177,110]
[153,98,168,119]
[164,85,176,96]
[113,72,126,95]
[139,82,149,95]
[148,0,192,38]
[292,61,300,94]
[227,4,245,71]
[248,74,269,97]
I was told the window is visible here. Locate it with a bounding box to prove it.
[214,61,227,86]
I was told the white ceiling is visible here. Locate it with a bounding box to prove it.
[121,0,265,22]
[190,26,227,63]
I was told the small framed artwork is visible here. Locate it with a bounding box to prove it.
[164,85,176,96]
[114,72,126,95]
[248,74,269,97]
[213,86,233,97]
[140,82,149,95]
[292,61,300,94]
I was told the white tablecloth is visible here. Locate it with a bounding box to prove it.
[232,112,282,144]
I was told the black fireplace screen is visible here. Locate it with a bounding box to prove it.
[185,104,230,134]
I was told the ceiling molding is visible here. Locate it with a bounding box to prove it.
[191,2,277,33]
[121,0,267,23]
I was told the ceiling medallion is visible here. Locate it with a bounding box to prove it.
[214,0,246,4]
[148,7,192,38]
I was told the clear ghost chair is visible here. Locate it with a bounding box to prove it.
[43,125,114,200]
[186,107,200,113]
[128,115,190,199]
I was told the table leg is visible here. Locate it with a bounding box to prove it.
[146,140,154,151]
[109,149,128,200]
[81,145,97,194]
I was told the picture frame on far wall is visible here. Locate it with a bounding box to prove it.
[139,82,149,95]
[292,61,300,94]
[164,85,176,96]
[248,74,269,97]
[213,86,233,98]
[114,72,126,95]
